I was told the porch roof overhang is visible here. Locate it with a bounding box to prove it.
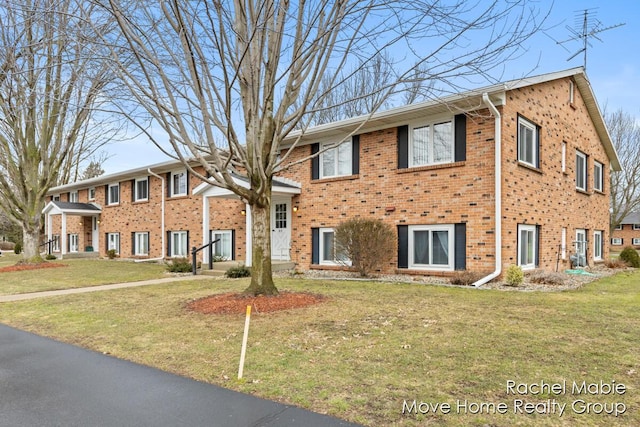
[193,175,302,199]
[42,201,102,216]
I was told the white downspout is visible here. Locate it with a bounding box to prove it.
[136,168,165,262]
[473,93,502,287]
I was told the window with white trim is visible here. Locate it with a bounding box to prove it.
[170,171,187,197]
[52,235,60,252]
[576,151,587,191]
[88,187,95,201]
[68,234,79,253]
[569,80,575,104]
[594,231,603,261]
[561,142,567,173]
[171,231,188,257]
[517,224,537,270]
[134,178,149,201]
[611,238,623,246]
[211,230,233,260]
[614,224,622,230]
[408,225,454,270]
[517,116,538,167]
[575,229,586,267]
[320,140,352,178]
[594,161,603,192]
[410,120,453,167]
[69,191,79,203]
[108,183,120,205]
[52,194,60,202]
[561,227,567,260]
[319,228,350,265]
[107,233,120,254]
[633,224,640,230]
[134,232,149,256]
[633,238,640,245]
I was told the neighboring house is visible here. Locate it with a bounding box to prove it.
[44,67,621,282]
[611,212,640,248]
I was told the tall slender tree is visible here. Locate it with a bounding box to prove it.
[102,0,547,295]
[0,0,118,261]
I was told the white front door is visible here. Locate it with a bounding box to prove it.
[575,229,586,267]
[271,198,291,260]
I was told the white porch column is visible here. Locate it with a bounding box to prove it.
[46,213,52,242]
[61,212,67,259]
[245,203,252,267]
[202,195,210,263]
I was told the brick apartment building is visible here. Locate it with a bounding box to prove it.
[44,67,620,283]
[611,212,640,249]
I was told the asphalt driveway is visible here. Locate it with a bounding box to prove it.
[0,324,360,427]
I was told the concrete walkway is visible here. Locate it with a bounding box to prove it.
[0,275,211,303]
[0,324,360,426]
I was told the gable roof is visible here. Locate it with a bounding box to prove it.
[620,211,640,224]
[42,201,102,215]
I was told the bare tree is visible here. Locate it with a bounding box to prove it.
[80,153,108,180]
[0,0,118,262]
[607,109,640,233]
[102,0,547,295]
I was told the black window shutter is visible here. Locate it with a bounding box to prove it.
[454,114,467,162]
[166,172,171,197]
[105,233,108,253]
[397,125,409,169]
[104,185,109,204]
[186,171,190,195]
[311,144,320,180]
[352,135,360,175]
[231,230,236,260]
[397,225,408,268]
[311,228,319,264]
[131,180,136,202]
[131,232,135,255]
[454,223,467,270]
[535,225,541,267]
[536,125,541,168]
[166,231,171,257]
[186,230,190,254]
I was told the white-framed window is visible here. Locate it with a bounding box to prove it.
[408,225,454,270]
[575,229,586,267]
[134,232,149,256]
[134,177,149,202]
[633,238,640,246]
[211,230,233,260]
[68,234,79,253]
[576,151,587,191]
[517,224,537,270]
[561,227,567,260]
[52,235,60,252]
[517,116,538,167]
[171,231,188,257]
[594,231,603,261]
[410,120,454,167]
[614,224,623,230]
[108,183,120,205]
[319,228,350,265]
[611,238,623,246]
[52,194,60,202]
[594,161,603,192]
[561,142,567,173]
[107,233,120,254]
[170,171,187,197]
[320,140,352,178]
[88,187,96,201]
[633,224,640,230]
[69,191,79,203]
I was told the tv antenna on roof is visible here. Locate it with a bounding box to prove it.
[556,8,625,71]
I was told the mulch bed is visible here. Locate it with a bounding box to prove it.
[186,291,326,315]
[0,262,67,273]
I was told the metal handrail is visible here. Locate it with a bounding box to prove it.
[191,238,220,275]
[39,237,59,255]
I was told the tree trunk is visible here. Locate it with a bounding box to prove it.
[244,199,278,296]
[21,221,43,263]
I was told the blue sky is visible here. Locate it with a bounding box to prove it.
[101,1,639,174]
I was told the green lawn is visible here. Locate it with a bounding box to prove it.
[0,257,167,295]
[0,271,638,426]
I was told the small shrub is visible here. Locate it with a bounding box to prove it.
[45,254,57,260]
[225,265,251,278]
[106,249,118,259]
[619,246,640,268]
[0,241,15,251]
[212,255,227,262]
[604,258,628,269]
[528,270,566,286]
[334,218,395,277]
[450,270,481,286]
[14,242,22,254]
[504,265,524,287]
[167,257,192,273]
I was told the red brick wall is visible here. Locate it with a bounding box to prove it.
[611,225,640,249]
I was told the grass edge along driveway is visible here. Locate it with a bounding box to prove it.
[1,271,639,427]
